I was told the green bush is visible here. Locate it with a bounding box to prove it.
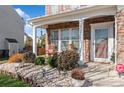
[23,51,36,63]
[47,53,58,68]
[35,57,45,65]
[57,50,79,71]
[111,52,115,63]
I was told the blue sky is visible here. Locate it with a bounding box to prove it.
[12,5,45,37]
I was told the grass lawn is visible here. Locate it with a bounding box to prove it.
[0,57,8,64]
[0,57,8,61]
[0,74,31,87]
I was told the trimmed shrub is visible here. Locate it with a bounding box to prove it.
[35,57,45,65]
[8,53,23,63]
[23,51,36,63]
[71,68,85,80]
[57,50,79,71]
[47,53,58,68]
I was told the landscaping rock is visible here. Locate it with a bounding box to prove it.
[1,62,124,87]
[0,63,72,87]
[0,63,20,76]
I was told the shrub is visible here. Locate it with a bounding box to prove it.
[23,51,36,63]
[0,51,3,58]
[111,52,115,63]
[8,53,23,63]
[35,57,45,65]
[47,53,58,68]
[71,68,85,80]
[57,50,79,71]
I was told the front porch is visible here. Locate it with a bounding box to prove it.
[29,5,117,65]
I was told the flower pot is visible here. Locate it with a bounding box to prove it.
[71,78,85,87]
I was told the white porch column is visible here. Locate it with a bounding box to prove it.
[58,29,61,52]
[32,26,37,55]
[114,15,117,65]
[79,19,84,65]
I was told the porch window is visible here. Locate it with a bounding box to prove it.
[50,28,79,52]
[50,30,58,50]
[71,28,79,50]
[61,29,69,51]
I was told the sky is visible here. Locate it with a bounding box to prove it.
[12,5,45,38]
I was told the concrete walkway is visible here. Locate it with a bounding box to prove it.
[82,62,124,87]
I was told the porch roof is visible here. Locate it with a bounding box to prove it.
[28,5,116,28]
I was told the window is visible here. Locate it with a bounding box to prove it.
[50,31,58,50]
[71,28,79,50]
[50,28,79,52]
[61,29,70,51]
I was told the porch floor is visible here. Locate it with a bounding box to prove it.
[82,62,124,87]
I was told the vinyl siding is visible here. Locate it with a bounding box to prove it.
[0,5,24,50]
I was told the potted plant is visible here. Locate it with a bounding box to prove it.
[71,68,85,87]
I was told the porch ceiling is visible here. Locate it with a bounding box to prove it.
[29,5,116,28]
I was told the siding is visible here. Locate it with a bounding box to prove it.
[0,5,24,50]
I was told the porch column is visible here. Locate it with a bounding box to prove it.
[114,15,117,65]
[79,19,84,65]
[32,26,37,55]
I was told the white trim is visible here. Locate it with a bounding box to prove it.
[29,6,97,22]
[91,22,114,62]
[32,26,37,55]
[79,19,84,65]
[114,16,117,65]
[58,29,61,52]
[29,6,116,27]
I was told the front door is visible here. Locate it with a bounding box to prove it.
[91,22,114,62]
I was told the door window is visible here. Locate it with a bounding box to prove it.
[95,29,108,58]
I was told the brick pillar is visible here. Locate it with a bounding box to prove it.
[117,6,124,63]
[45,28,50,56]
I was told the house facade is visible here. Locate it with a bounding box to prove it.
[0,6,24,57]
[29,5,124,65]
